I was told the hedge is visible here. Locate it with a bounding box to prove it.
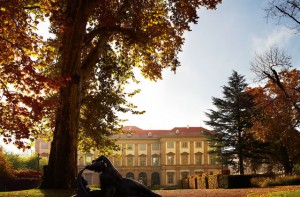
[219,175,252,189]
[196,173,208,189]
[2,178,41,191]
[0,170,42,191]
[208,174,220,189]
[188,176,197,189]
[182,178,189,189]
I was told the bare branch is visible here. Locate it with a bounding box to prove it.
[275,5,300,25]
[265,0,300,32]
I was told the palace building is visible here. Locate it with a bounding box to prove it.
[35,126,221,187]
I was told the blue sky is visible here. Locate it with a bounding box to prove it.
[120,0,300,130]
[2,0,300,153]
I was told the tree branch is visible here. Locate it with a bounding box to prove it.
[287,1,300,11]
[275,5,300,25]
[84,26,147,48]
[80,35,109,81]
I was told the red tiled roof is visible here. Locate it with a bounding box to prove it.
[114,126,212,139]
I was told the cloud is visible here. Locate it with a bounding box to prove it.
[251,26,295,53]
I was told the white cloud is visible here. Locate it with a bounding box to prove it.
[251,26,295,54]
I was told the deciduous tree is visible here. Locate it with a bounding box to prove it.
[251,46,300,115]
[1,0,222,189]
[249,69,300,175]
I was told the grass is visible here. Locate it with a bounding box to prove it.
[251,176,300,188]
[0,189,75,197]
[1,187,300,197]
[247,189,300,197]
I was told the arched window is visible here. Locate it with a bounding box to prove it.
[151,172,160,186]
[167,152,175,165]
[181,152,189,165]
[139,154,147,166]
[127,154,134,166]
[138,172,147,185]
[195,152,203,165]
[114,157,121,166]
[152,154,160,166]
[126,172,134,179]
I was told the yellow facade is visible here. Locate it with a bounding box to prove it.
[35,126,221,187]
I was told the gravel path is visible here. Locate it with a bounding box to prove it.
[153,186,300,197]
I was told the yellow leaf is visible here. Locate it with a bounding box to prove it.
[0,7,6,11]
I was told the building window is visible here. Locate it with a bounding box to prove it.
[167,141,174,148]
[195,153,203,165]
[167,172,175,184]
[181,153,189,165]
[181,172,189,179]
[196,141,202,148]
[139,144,146,150]
[181,142,188,148]
[114,157,121,166]
[152,156,160,166]
[167,154,174,165]
[127,156,134,166]
[140,156,146,166]
[85,155,93,165]
[41,141,49,149]
[138,172,147,185]
[210,154,217,165]
[126,172,134,179]
[152,144,160,150]
[127,144,133,150]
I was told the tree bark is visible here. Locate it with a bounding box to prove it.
[238,128,244,175]
[280,145,293,175]
[40,0,88,189]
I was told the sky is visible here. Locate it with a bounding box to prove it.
[119,0,300,130]
[2,0,300,153]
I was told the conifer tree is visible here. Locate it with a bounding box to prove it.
[205,71,268,174]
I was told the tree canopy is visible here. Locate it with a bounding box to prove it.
[0,0,222,189]
[250,47,300,175]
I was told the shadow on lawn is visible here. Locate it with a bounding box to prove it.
[0,189,76,197]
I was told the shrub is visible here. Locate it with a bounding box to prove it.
[251,175,300,187]
[219,175,252,188]
[14,170,42,179]
[0,152,15,191]
[182,178,189,189]
[0,152,15,178]
[250,176,266,187]
[196,173,208,189]
[4,178,41,191]
[208,174,220,189]
[270,176,300,186]
[188,176,197,189]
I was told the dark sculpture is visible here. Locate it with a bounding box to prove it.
[74,155,162,197]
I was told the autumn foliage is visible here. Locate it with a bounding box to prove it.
[1,0,222,189]
[0,0,62,149]
[248,69,300,175]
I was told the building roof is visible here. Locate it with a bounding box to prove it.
[113,126,213,139]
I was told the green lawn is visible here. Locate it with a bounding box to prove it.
[1,188,300,197]
[247,189,300,197]
[0,189,75,197]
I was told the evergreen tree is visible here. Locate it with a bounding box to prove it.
[205,71,268,174]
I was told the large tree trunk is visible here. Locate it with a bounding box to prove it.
[40,0,88,189]
[280,145,293,175]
